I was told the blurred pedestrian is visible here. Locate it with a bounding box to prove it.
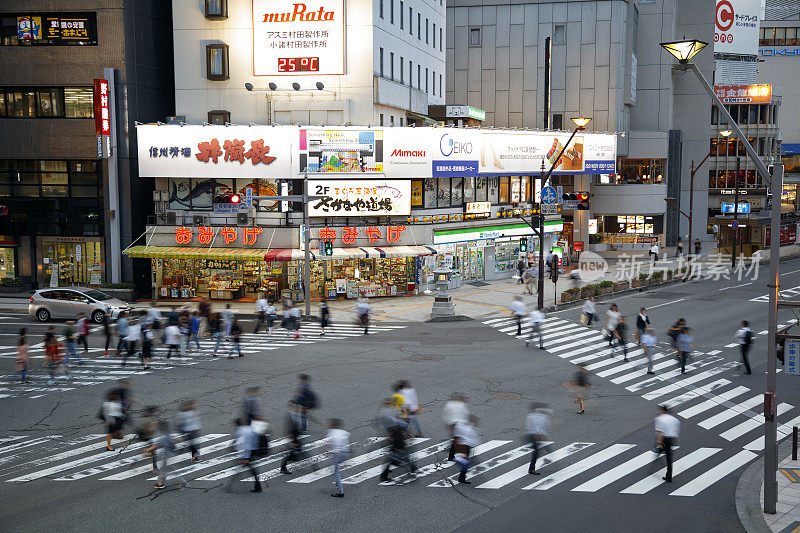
[526,307,545,350]
[103,389,125,451]
[77,313,90,356]
[574,364,589,415]
[320,301,330,336]
[327,418,350,497]
[225,418,262,493]
[290,304,302,340]
[676,327,694,374]
[635,307,651,342]
[397,380,422,437]
[102,312,113,357]
[222,304,234,339]
[114,312,129,357]
[227,318,243,358]
[253,294,268,334]
[140,322,154,370]
[676,237,684,258]
[582,296,596,327]
[210,312,222,356]
[63,319,78,366]
[736,320,754,375]
[654,405,680,482]
[147,303,163,331]
[379,400,417,482]
[605,303,620,347]
[442,393,469,461]
[640,327,657,375]
[179,400,202,462]
[613,316,629,362]
[16,329,29,383]
[188,311,201,351]
[265,300,276,335]
[667,318,686,355]
[44,325,70,385]
[522,266,536,295]
[198,297,211,337]
[179,312,190,356]
[694,238,702,256]
[511,296,527,336]
[280,402,304,475]
[152,419,185,489]
[137,406,159,471]
[452,415,481,484]
[122,318,140,367]
[649,242,659,262]
[357,297,371,335]
[243,387,263,424]
[517,258,525,284]
[291,374,317,432]
[525,403,552,475]
[164,322,181,361]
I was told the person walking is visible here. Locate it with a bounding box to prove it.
[188,311,201,352]
[667,318,686,356]
[152,420,186,489]
[522,266,535,295]
[605,303,620,347]
[526,307,545,349]
[635,307,651,343]
[654,405,680,482]
[164,322,181,362]
[320,301,330,336]
[45,326,70,385]
[693,238,702,256]
[290,304,302,340]
[225,418,262,493]
[280,402,305,475]
[582,296,596,327]
[114,312,129,357]
[379,400,417,483]
[676,327,694,374]
[121,318,141,368]
[511,296,527,336]
[452,415,481,484]
[291,374,317,432]
[103,389,126,451]
[676,237,684,258]
[525,403,552,475]
[227,319,243,358]
[16,329,29,383]
[736,320,754,375]
[613,316,629,362]
[640,327,658,375]
[179,400,202,462]
[442,393,469,461]
[253,294,268,334]
[137,406,160,471]
[209,312,222,356]
[265,301,276,335]
[147,304,163,332]
[574,364,589,414]
[357,297,371,335]
[222,304,234,339]
[140,323,154,370]
[326,419,351,497]
[198,297,211,338]
[102,313,113,357]
[397,380,422,437]
[649,242,660,262]
[517,259,525,284]
[77,313,90,357]
[178,312,190,357]
[63,320,79,367]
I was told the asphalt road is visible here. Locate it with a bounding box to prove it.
[1,259,799,533]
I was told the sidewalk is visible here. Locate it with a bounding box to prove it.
[762,454,800,532]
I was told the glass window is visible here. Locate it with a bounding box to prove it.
[206,43,230,80]
[787,27,798,46]
[463,177,475,203]
[776,27,786,45]
[42,185,68,197]
[487,177,499,203]
[70,161,96,173]
[437,178,451,207]
[14,185,39,197]
[451,177,464,205]
[9,91,35,117]
[205,0,228,19]
[728,105,738,123]
[208,110,230,125]
[749,105,758,124]
[554,24,565,43]
[711,106,719,125]
[41,161,67,172]
[37,88,63,117]
[424,178,437,207]
[499,177,510,203]
[168,178,193,210]
[469,28,481,46]
[0,185,9,196]
[0,92,5,116]
[70,186,97,197]
[411,179,423,207]
[475,177,487,202]
[70,172,97,185]
[64,88,93,118]
[40,171,67,184]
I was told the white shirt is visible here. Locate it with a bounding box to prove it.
[453,421,481,448]
[179,410,202,432]
[124,324,141,342]
[655,413,680,438]
[326,428,350,454]
[147,307,162,322]
[528,309,545,326]
[222,308,234,324]
[736,327,752,345]
[265,305,276,315]
[290,307,301,318]
[525,409,552,436]
[103,400,122,422]
[640,332,657,347]
[398,387,419,412]
[165,325,181,345]
[442,400,469,426]
[255,298,268,312]
[511,300,527,317]
[582,299,595,314]
[650,244,659,254]
[606,309,620,331]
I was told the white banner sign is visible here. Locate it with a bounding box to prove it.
[252,0,346,76]
[715,0,760,56]
[308,179,411,217]
[136,125,295,178]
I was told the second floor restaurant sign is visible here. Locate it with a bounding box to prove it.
[136,124,295,178]
[308,180,411,217]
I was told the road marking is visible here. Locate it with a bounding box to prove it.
[571,449,665,492]
[669,450,757,496]
[719,282,752,291]
[381,440,509,486]
[677,386,751,419]
[342,441,450,485]
[0,436,59,456]
[719,403,793,441]
[475,442,594,490]
[196,438,329,481]
[697,394,763,429]
[641,363,739,401]
[523,444,636,491]
[646,298,686,309]
[620,448,722,494]
[429,443,551,487]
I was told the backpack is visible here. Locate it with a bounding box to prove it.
[744,329,753,345]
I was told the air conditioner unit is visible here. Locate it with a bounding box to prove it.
[237,212,249,225]
[193,215,206,226]
[166,212,177,225]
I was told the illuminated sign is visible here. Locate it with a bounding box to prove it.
[174,226,263,246]
[93,79,110,136]
[714,0,760,56]
[713,84,771,104]
[308,180,411,217]
[464,202,491,215]
[761,48,800,56]
[721,202,751,214]
[446,105,486,121]
[252,0,345,76]
[13,12,97,45]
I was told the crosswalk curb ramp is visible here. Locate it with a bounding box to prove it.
[0,434,757,497]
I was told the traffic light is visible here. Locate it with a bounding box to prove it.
[213,193,241,204]
[562,193,577,201]
[519,238,528,252]
[323,241,333,256]
[576,192,590,210]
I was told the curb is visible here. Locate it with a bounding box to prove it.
[736,438,796,532]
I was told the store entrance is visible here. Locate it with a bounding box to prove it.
[455,243,484,281]
[41,240,103,287]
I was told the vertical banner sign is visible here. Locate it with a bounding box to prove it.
[786,340,799,376]
[93,78,110,158]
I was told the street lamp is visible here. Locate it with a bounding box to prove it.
[660,37,783,515]
[570,116,592,129]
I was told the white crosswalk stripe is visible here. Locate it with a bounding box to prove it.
[669,450,758,496]
[620,448,722,494]
[342,441,450,485]
[698,394,763,429]
[428,442,553,487]
[475,442,594,490]
[571,449,667,492]
[523,444,636,490]
[677,386,750,419]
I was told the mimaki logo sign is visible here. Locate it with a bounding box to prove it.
[390,149,426,157]
[252,0,346,77]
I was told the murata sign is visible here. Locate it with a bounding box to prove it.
[252,0,345,76]
[715,0,760,56]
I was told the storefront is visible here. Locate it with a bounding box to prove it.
[38,236,104,288]
[588,215,664,247]
[0,239,16,279]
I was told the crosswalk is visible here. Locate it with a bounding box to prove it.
[483,316,800,451]
[750,284,800,302]
[0,433,756,497]
[0,323,406,401]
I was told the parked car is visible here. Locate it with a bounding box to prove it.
[29,287,130,323]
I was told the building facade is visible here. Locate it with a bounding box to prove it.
[446,0,717,253]
[0,1,174,290]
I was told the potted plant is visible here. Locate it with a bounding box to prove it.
[561,287,581,303]
[651,271,665,284]
[580,284,597,299]
[632,272,650,288]
[99,282,136,302]
[0,277,30,294]
[598,280,614,295]
[612,280,630,292]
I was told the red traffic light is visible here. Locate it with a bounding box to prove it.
[230,194,241,204]
[576,192,590,201]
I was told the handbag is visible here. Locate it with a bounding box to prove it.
[580,312,588,325]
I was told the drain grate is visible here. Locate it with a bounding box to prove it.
[492,392,522,400]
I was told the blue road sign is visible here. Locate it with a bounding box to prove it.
[541,186,557,204]
[731,220,739,230]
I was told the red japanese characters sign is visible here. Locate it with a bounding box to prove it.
[315,225,407,245]
[93,79,109,136]
[174,227,263,246]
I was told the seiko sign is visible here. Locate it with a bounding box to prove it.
[439,133,473,157]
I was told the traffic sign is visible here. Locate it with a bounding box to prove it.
[787,340,800,376]
[731,220,739,230]
[541,204,559,215]
[563,200,578,210]
[541,186,557,205]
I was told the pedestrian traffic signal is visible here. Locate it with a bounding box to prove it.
[213,193,241,204]
[323,241,333,256]
[519,238,528,252]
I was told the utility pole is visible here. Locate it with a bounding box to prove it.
[732,156,740,268]
[302,169,311,317]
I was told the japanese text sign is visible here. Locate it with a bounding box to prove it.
[714,84,771,104]
[252,0,346,76]
[315,225,407,245]
[786,340,799,376]
[174,226,263,246]
[308,180,411,217]
[93,79,109,136]
[715,0,760,56]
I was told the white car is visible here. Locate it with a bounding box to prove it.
[29,287,130,323]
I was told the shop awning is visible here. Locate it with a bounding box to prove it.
[266,245,441,261]
[124,246,269,260]
[124,245,441,261]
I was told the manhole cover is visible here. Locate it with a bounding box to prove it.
[492,392,522,400]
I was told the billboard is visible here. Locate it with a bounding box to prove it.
[713,84,771,104]
[308,179,411,217]
[252,0,346,76]
[715,0,760,55]
[136,125,295,178]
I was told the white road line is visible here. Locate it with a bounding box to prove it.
[546,332,607,354]
[0,436,59,456]
[0,434,104,478]
[669,450,757,497]
[196,439,329,481]
[697,395,763,429]
[569,343,639,365]
[641,363,739,401]
[611,359,679,384]
[428,443,552,487]
[719,282,752,291]
[677,386,750,419]
[571,450,664,492]
[620,448,721,494]
[591,351,657,375]
[381,440,509,486]
[745,414,800,451]
[624,357,721,391]
[523,444,636,491]
[258,438,384,483]
[646,298,686,309]
[719,403,793,441]
[661,379,731,410]
[342,441,450,485]
[475,442,594,490]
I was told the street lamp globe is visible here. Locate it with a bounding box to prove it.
[719,130,733,137]
[659,39,708,63]
[570,116,592,130]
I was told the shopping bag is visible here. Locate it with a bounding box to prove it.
[580,312,587,325]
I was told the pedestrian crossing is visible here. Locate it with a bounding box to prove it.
[483,316,799,451]
[750,284,800,302]
[0,433,756,497]
[0,323,405,401]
